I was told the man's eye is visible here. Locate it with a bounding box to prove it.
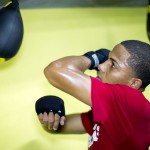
[111,62,115,68]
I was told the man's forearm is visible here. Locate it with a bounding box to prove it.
[40,113,86,134]
[45,55,91,73]
[43,55,91,87]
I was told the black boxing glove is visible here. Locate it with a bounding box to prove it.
[83,48,110,71]
[35,95,65,117]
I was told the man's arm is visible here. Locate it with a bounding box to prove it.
[39,49,109,132]
[44,56,92,106]
[38,112,86,134]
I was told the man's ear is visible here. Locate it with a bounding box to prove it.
[129,78,142,90]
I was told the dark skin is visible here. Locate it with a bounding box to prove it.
[38,44,142,133]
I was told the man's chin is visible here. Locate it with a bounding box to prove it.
[96,76,102,81]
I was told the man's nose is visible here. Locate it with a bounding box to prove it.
[97,61,108,72]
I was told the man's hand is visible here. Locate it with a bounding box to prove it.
[83,48,110,71]
[35,95,65,117]
[35,95,66,131]
[38,112,66,131]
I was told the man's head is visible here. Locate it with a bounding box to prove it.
[97,40,150,91]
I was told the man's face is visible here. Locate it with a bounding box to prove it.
[97,44,134,85]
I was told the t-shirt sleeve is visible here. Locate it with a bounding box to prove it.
[90,76,119,124]
[81,110,94,135]
[90,76,145,125]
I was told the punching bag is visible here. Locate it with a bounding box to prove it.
[147,0,150,41]
[0,0,24,62]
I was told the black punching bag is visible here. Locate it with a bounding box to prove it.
[0,0,24,62]
[147,0,150,41]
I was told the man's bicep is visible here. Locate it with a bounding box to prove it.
[59,114,86,134]
[45,65,92,106]
[66,74,92,106]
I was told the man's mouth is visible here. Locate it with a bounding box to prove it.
[96,75,102,81]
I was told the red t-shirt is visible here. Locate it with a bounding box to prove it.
[81,77,150,150]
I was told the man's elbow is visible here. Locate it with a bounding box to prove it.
[43,63,54,83]
[44,65,50,79]
[43,62,60,86]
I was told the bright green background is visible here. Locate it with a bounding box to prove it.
[0,8,150,150]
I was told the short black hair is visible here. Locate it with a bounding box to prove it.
[121,40,150,90]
